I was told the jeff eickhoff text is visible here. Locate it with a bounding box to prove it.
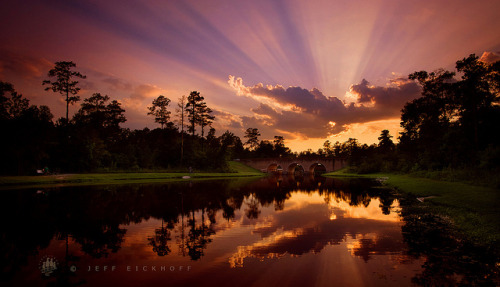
[87,265,191,272]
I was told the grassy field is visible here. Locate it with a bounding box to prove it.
[0,161,264,189]
[325,169,500,246]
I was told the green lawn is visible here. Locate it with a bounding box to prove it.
[325,169,500,246]
[0,161,265,189]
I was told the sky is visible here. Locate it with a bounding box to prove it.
[1,0,500,152]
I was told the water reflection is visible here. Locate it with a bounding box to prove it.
[0,175,497,286]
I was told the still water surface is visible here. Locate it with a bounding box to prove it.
[2,176,495,286]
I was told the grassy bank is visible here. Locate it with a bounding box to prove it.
[325,170,500,246]
[0,161,264,189]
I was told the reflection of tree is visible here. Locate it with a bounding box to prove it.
[400,199,499,286]
[3,177,498,286]
[72,225,126,259]
[185,209,214,260]
[148,220,173,256]
[244,194,261,219]
[46,234,85,287]
[176,212,187,256]
[378,195,395,215]
[222,204,235,221]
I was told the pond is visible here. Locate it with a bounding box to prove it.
[1,175,497,286]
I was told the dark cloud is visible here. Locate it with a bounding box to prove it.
[102,76,133,91]
[349,77,421,111]
[0,49,52,80]
[229,76,421,139]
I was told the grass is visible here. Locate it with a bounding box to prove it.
[325,169,500,246]
[0,161,265,190]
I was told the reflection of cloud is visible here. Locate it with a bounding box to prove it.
[230,217,404,267]
[229,193,405,268]
[347,232,405,262]
[228,76,420,139]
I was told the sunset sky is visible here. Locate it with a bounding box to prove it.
[1,0,500,151]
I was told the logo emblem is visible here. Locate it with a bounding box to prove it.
[39,255,58,277]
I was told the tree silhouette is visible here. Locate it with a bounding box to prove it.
[0,81,29,120]
[273,136,290,157]
[244,194,261,219]
[244,128,261,150]
[186,91,206,136]
[147,95,171,129]
[0,81,54,174]
[148,220,173,256]
[455,54,500,149]
[176,95,188,163]
[198,104,214,139]
[377,130,394,152]
[42,61,86,122]
[185,209,214,260]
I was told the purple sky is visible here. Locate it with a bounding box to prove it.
[1,0,500,151]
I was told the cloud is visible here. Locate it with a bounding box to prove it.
[102,76,133,91]
[130,84,160,100]
[211,109,244,133]
[228,75,421,139]
[479,51,500,64]
[349,77,421,111]
[0,49,52,80]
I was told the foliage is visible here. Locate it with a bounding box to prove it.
[399,54,499,170]
[2,54,499,177]
[147,95,172,129]
[0,81,54,175]
[186,91,204,136]
[244,128,260,150]
[42,61,86,121]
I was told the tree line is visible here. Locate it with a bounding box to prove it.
[1,54,498,176]
[0,61,300,174]
[317,54,499,180]
[1,61,233,174]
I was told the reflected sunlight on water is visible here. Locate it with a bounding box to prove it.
[1,176,430,286]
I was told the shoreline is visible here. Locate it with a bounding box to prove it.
[0,161,265,190]
[324,170,500,248]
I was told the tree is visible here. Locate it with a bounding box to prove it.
[74,93,126,130]
[455,54,500,149]
[244,128,261,150]
[0,81,29,120]
[323,140,334,157]
[176,95,188,162]
[219,130,244,159]
[198,103,214,138]
[377,130,394,152]
[147,95,171,129]
[273,136,290,157]
[43,61,86,122]
[400,69,456,168]
[186,91,204,136]
[71,93,126,170]
[0,81,54,174]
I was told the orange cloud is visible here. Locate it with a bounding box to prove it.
[229,75,420,141]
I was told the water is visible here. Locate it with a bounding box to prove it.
[1,176,497,286]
